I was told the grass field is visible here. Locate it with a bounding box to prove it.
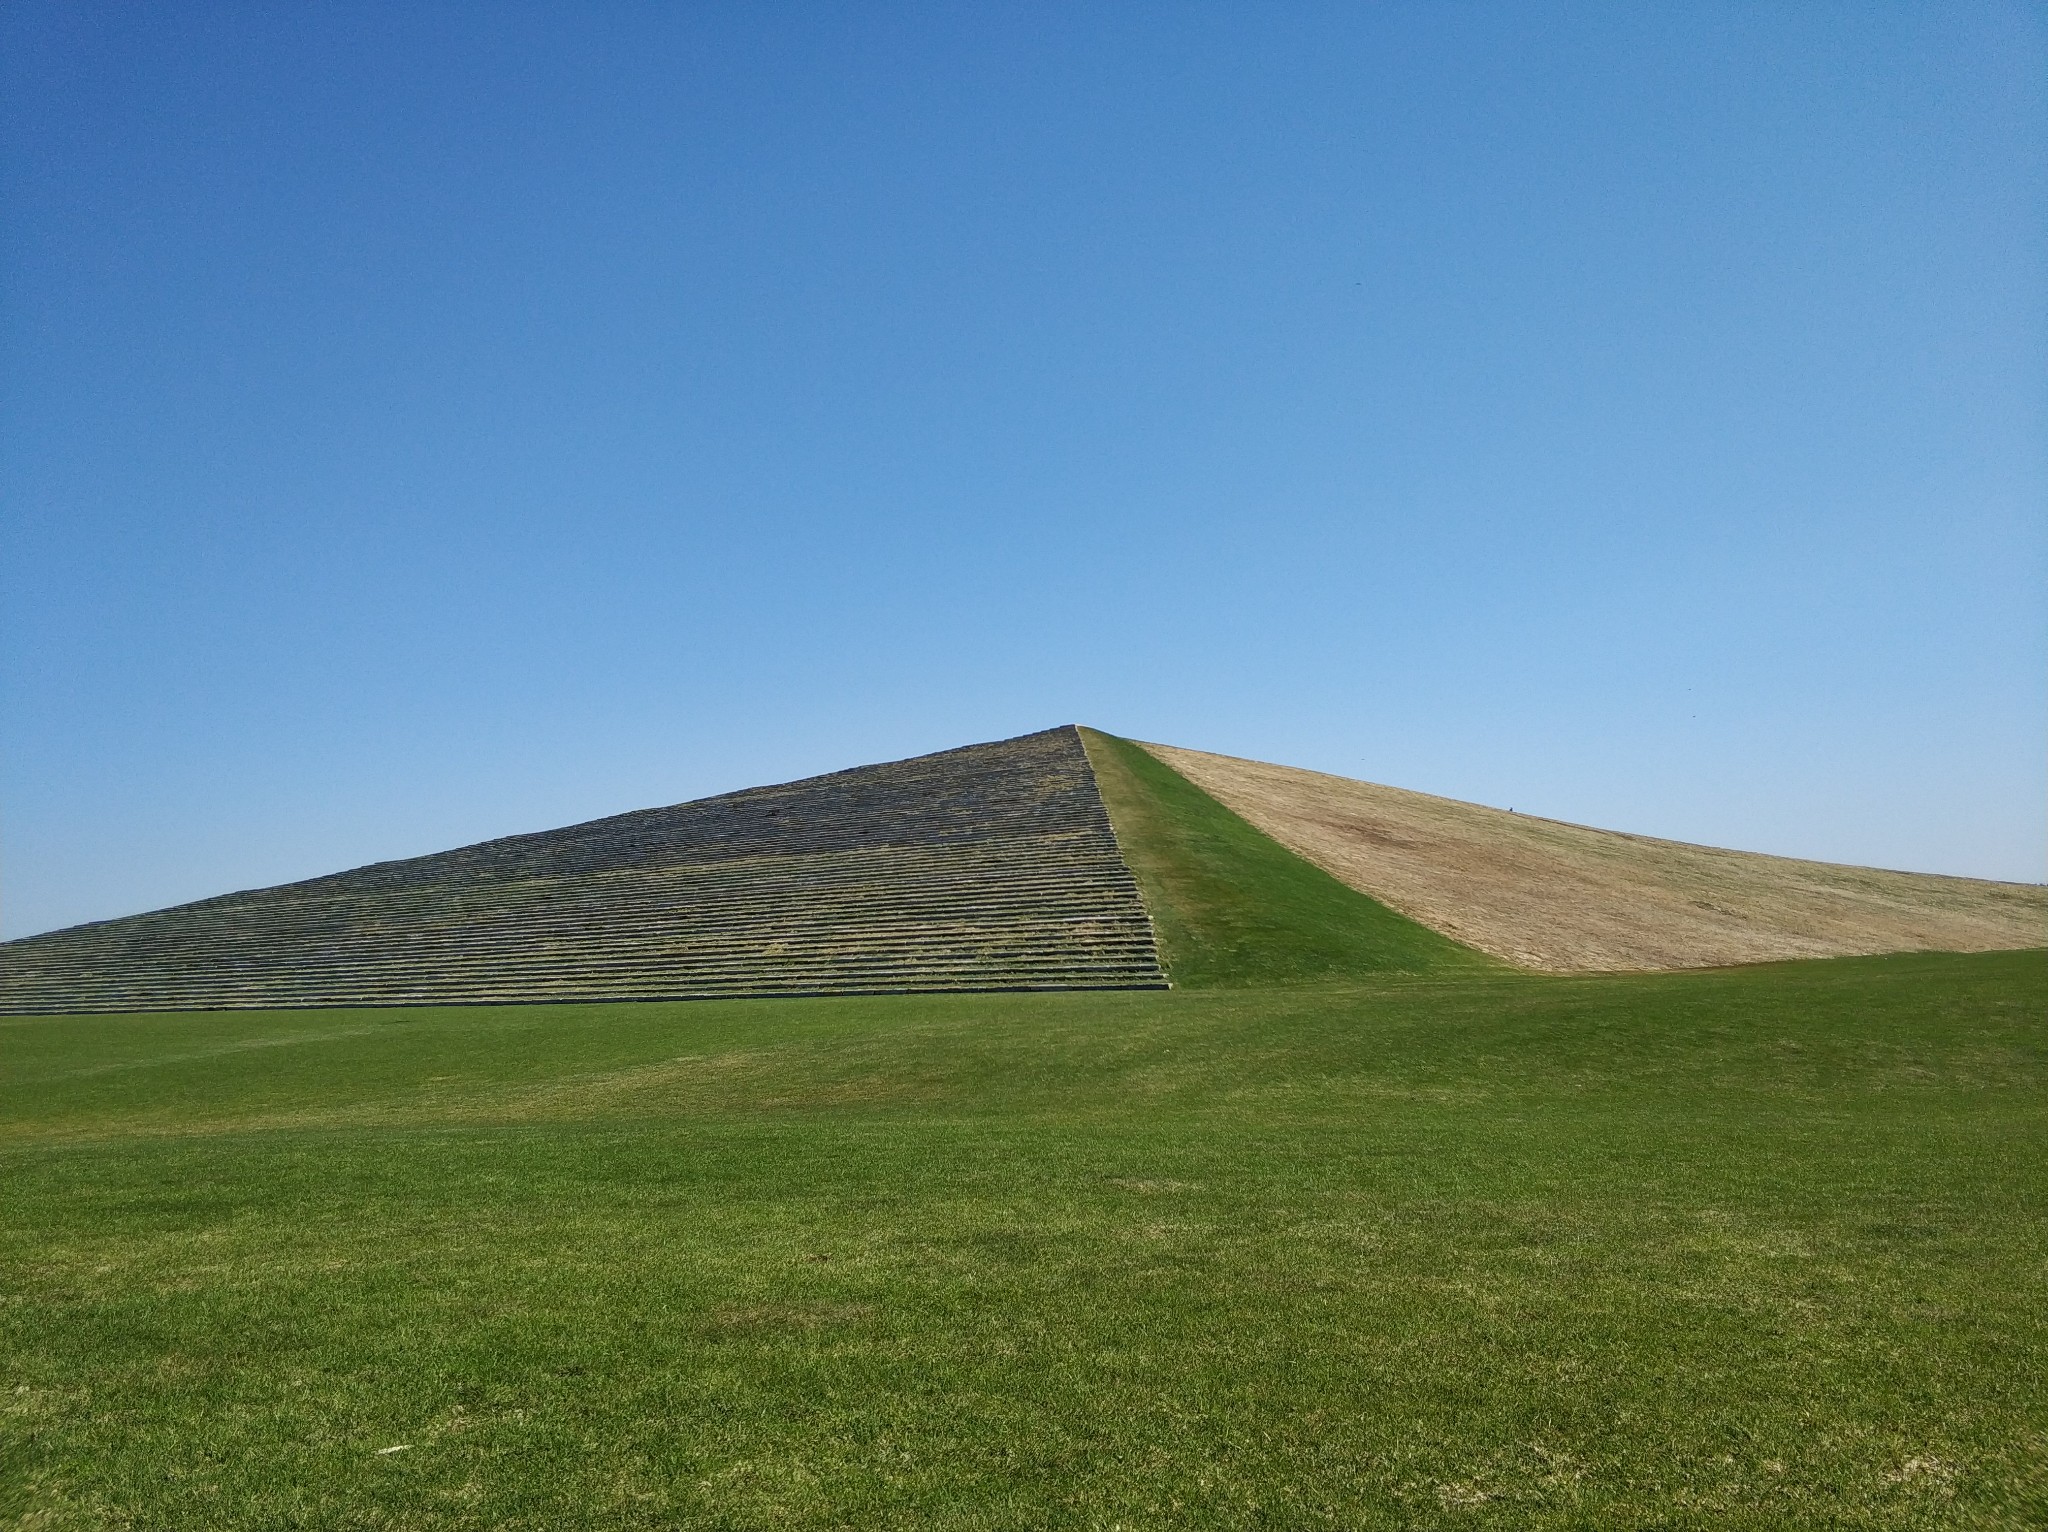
[5,949,2044,1528]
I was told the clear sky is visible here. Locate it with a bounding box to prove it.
[3,2,2043,938]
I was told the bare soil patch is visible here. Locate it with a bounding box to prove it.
[1143,743,2046,972]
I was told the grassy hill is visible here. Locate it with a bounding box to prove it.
[6,950,2045,1528]
[1145,741,2047,972]
[10,725,2036,1015]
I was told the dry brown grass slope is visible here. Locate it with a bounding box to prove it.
[1141,742,2047,972]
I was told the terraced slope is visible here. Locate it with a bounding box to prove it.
[1144,742,2048,972]
[0,727,1165,1013]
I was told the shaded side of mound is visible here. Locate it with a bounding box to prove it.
[0,727,1167,1014]
[199,726,1121,905]
[1143,742,2047,972]
[1080,729,1492,986]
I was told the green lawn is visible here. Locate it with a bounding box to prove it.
[4,950,2044,1528]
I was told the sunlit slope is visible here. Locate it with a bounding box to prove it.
[0,727,1165,1014]
[1079,729,1490,984]
[1144,741,2047,972]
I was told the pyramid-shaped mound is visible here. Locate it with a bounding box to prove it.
[11,725,2032,1016]
[0,727,1167,1013]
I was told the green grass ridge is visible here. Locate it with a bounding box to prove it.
[1080,726,1492,985]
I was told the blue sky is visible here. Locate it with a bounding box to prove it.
[3,2,2043,937]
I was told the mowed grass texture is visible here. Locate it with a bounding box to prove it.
[5,951,2045,1529]
[1081,729,1489,985]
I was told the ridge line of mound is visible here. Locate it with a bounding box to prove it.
[1078,729,1491,986]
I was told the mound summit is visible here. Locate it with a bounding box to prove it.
[2,726,2039,1014]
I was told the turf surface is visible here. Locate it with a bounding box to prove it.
[1081,728,1489,984]
[5,950,2044,1528]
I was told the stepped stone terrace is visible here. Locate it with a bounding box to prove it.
[0,726,1167,1014]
